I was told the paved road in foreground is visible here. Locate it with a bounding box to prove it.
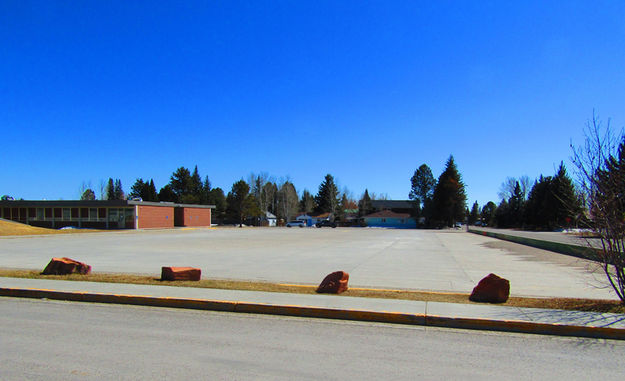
[2,298,624,380]
[0,227,617,299]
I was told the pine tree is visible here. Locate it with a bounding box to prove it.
[226,180,250,227]
[81,189,96,200]
[358,189,373,217]
[507,181,525,227]
[169,167,191,202]
[208,187,226,222]
[481,201,497,226]
[147,179,158,201]
[129,178,146,200]
[114,179,124,200]
[468,201,480,225]
[314,174,339,215]
[105,178,115,200]
[299,190,315,214]
[552,162,583,228]
[409,164,437,213]
[158,185,177,202]
[431,156,467,227]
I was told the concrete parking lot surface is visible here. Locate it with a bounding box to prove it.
[0,227,617,300]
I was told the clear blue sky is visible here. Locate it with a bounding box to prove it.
[2,1,624,207]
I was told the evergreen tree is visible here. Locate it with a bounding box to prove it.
[158,185,177,202]
[524,176,551,229]
[81,188,96,201]
[129,178,146,200]
[494,199,511,228]
[409,164,437,214]
[129,178,159,201]
[468,201,480,225]
[169,167,191,202]
[524,164,582,230]
[105,178,115,200]
[226,180,250,227]
[358,189,373,217]
[189,166,202,200]
[207,187,226,223]
[299,189,315,214]
[113,179,124,200]
[507,181,525,227]
[431,156,467,227]
[147,179,158,201]
[200,176,212,204]
[481,201,497,226]
[314,174,339,215]
[552,162,583,228]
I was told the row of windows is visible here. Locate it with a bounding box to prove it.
[1,207,134,222]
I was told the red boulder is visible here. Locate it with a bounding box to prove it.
[41,257,92,275]
[161,267,201,281]
[316,271,349,294]
[469,273,510,303]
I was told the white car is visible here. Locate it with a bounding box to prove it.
[286,220,306,228]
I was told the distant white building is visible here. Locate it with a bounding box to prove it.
[262,211,277,227]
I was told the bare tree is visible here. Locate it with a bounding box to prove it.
[277,180,298,222]
[498,176,531,202]
[571,111,625,303]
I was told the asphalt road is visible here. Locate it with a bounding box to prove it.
[2,298,624,380]
[0,227,616,299]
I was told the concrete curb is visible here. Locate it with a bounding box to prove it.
[2,287,624,340]
[468,228,600,261]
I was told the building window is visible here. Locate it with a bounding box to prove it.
[90,208,98,221]
[54,208,62,218]
[37,208,44,220]
[80,208,89,219]
[62,208,71,220]
[45,208,52,218]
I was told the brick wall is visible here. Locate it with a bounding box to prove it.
[137,205,174,229]
[176,207,211,227]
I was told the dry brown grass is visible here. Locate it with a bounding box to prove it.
[0,219,104,236]
[1,268,623,313]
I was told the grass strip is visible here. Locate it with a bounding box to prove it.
[1,269,623,314]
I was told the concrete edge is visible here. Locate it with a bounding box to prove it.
[467,228,600,261]
[1,287,623,340]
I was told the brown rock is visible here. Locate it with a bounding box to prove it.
[469,273,510,303]
[161,267,201,281]
[316,271,349,294]
[41,257,91,275]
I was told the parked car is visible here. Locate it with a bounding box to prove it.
[315,220,337,228]
[286,220,306,228]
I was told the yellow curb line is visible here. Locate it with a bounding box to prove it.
[1,287,623,340]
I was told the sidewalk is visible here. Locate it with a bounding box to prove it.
[1,277,624,340]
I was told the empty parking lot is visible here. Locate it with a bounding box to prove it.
[0,227,617,300]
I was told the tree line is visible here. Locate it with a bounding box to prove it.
[80,169,374,226]
[464,163,583,231]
